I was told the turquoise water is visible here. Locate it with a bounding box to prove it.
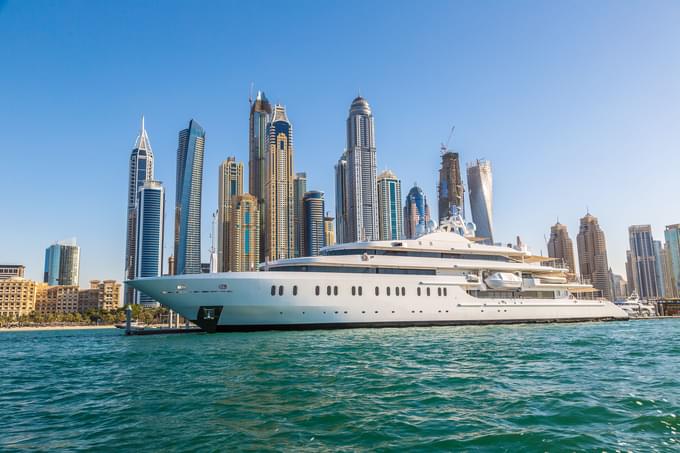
[1,320,679,452]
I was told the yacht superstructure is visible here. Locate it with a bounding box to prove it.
[128,218,628,332]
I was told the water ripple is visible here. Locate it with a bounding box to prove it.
[0,320,678,451]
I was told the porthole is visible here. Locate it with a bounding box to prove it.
[293,285,298,296]
[335,311,339,314]
[344,311,348,314]
[391,310,395,313]
[362,310,366,314]
[327,286,331,296]
[352,286,356,296]
[334,286,338,296]
[387,287,391,296]
[271,285,276,296]
[358,287,363,296]
[374,310,378,314]
[411,310,415,313]
[278,285,283,296]
[419,310,423,313]
[315,286,320,296]
[417,287,421,296]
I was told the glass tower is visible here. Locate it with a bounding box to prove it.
[627,225,659,299]
[134,180,164,306]
[334,154,348,244]
[467,159,493,244]
[303,191,325,257]
[344,96,379,242]
[44,239,80,286]
[664,224,680,297]
[218,157,243,272]
[438,149,464,221]
[124,116,154,303]
[293,172,307,257]
[404,184,431,239]
[377,170,403,241]
[249,91,272,263]
[174,119,205,275]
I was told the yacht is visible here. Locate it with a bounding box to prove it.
[127,216,628,332]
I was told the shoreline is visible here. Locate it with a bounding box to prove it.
[0,325,117,332]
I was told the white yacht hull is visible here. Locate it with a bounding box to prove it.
[128,272,629,332]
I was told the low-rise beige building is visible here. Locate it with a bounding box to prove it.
[0,278,42,319]
[78,280,121,312]
[37,285,80,314]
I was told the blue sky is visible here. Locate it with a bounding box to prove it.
[1,0,679,284]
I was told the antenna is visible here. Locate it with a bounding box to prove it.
[249,82,254,105]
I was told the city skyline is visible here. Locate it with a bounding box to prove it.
[2,2,680,283]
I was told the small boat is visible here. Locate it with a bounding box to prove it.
[115,321,147,329]
[484,272,522,290]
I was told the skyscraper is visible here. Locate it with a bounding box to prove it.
[576,213,612,300]
[664,224,680,297]
[438,149,464,221]
[249,91,272,262]
[627,225,659,299]
[217,157,243,272]
[547,222,577,280]
[343,96,378,242]
[467,159,493,244]
[174,119,205,275]
[264,105,295,261]
[44,239,80,286]
[124,117,154,304]
[303,191,325,256]
[653,240,668,298]
[230,194,260,272]
[293,172,307,257]
[334,154,349,244]
[324,216,335,246]
[609,270,628,300]
[404,184,431,239]
[377,170,403,241]
[134,180,165,306]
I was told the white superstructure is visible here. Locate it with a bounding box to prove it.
[128,218,628,332]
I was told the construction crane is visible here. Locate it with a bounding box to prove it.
[440,125,455,155]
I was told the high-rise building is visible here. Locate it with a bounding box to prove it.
[217,157,243,272]
[174,119,205,275]
[230,194,260,272]
[303,191,325,256]
[249,91,272,263]
[664,224,680,297]
[627,225,659,299]
[467,159,493,244]
[404,184,431,239]
[334,154,349,243]
[653,240,668,298]
[377,170,403,241]
[264,105,295,261]
[547,222,576,280]
[44,239,80,286]
[609,270,628,300]
[438,149,464,221]
[78,280,122,313]
[124,117,154,304]
[134,180,165,306]
[576,213,612,300]
[324,216,335,247]
[659,243,675,298]
[0,265,25,280]
[343,96,378,242]
[293,172,307,257]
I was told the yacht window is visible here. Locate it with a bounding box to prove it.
[427,287,431,296]
[279,286,284,296]
[358,286,363,296]
[352,286,356,296]
[375,287,379,296]
[443,288,447,296]
[417,287,421,296]
[271,285,276,296]
[437,287,442,297]
[293,285,298,296]
[395,287,400,296]
[327,286,332,296]
[334,286,338,296]
[386,287,391,296]
[402,287,406,296]
[315,286,320,296]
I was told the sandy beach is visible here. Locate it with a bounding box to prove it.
[0,325,117,332]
